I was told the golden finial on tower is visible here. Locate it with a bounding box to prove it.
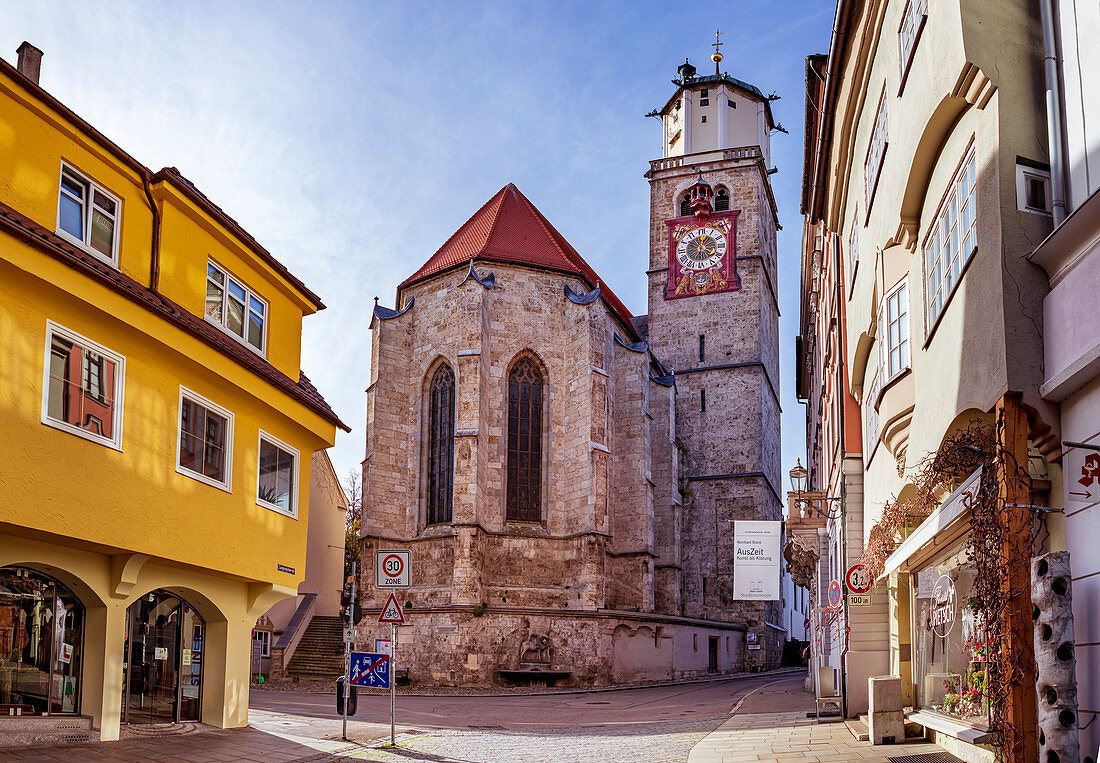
[712,29,724,74]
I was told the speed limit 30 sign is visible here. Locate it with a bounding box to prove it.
[375,549,410,589]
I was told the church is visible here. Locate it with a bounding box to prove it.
[358,53,783,686]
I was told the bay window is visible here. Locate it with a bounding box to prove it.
[925,150,977,326]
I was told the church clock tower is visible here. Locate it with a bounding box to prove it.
[644,45,783,665]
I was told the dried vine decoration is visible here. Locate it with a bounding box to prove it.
[856,419,1037,758]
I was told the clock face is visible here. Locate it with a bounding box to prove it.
[676,226,727,271]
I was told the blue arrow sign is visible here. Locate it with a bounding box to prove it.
[350,651,390,688]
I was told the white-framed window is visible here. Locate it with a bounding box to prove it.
[925,149,978,326]
[205,260,267,354]
[56,163,121,267]
[41,321,126,450]
[252,630,271,658]
[865,87,889,210]
[1015,163,1052,215]
[176,386,234,492]
[879,280,911,381]
[256,430,299,518]
[864,367,881,461]
[898,0,928,88]
[847,212,860,290]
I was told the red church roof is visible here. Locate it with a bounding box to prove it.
[398,184,639,340]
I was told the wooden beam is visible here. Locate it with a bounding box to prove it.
[996,393,1038,761]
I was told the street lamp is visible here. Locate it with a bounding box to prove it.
[789,459,808,494]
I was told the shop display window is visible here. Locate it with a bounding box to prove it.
[0,567,83,715]
[912,539,990,728]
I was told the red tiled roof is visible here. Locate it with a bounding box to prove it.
[399,184,638,339]
[0,200,350,433]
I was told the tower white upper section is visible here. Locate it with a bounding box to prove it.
[651,60,774,166]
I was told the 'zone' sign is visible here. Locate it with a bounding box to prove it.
[375,549,410,589]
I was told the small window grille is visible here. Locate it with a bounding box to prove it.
[714,189,730,211]
[700,99,709,107]
[701,115,707,123]
[680,194,691,217]
[728,99,736,108]
[700,388,706,412]
[701,89,708,97]
[699,335,706,362]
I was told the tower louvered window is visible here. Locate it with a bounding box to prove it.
[427,365,456,525]
[680,194,692,217]
[714,189,730,211]
[506,358,543,522]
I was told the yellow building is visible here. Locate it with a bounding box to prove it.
[0,43,348,742]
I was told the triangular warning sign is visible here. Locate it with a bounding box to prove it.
[378,591,405,624]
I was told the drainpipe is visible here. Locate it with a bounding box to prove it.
[1038,0,1068,225]
[141,172,162,292]
[833,227,850,719]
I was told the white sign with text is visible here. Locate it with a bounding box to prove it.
[733,520,782,600]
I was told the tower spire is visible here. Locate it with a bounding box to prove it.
[711,29,724,75]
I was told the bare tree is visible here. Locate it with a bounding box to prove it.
[343,470,362,581]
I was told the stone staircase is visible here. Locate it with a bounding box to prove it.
[0,715,96,747]
[284,614,345,683]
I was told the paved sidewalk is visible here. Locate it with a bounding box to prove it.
[688,710,936,762]
[688,674,942,763]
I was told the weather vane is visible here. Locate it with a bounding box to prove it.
[712,29,725,74]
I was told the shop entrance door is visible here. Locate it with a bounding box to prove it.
[123,591,203,724]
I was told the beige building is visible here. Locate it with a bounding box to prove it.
[800,1,1068,760]
[254,451,349,680]
[356,57,784,686]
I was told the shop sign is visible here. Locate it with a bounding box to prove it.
[929,574,957,637]
[154,646,168,660]
[732,521,781,600]
[60,643,73,663]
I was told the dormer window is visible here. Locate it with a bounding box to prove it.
[205,260,267,354]
[57,164,120,267]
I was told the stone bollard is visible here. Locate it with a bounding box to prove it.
[868,675,904,745]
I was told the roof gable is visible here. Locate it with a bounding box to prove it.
[399,184,638,339]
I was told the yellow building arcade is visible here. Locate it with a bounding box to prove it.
[0,43,348,741]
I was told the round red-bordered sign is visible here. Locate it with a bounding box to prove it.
[828,579,842,608]
[845,563,873,594]
[382,554,404,579]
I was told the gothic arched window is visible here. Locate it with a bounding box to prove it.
[427,364,455,525]
[506,357,543,522]
[680,193,692,217]
[714,187,730,211]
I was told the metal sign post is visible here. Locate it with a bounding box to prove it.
[342,561,356,741]
[390,622,396,746]
[374,549,409,747]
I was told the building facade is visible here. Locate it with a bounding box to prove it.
[799,1,1070,760]
[0,44,346,742]
[357,57,783,686]
[1028,0,1100,755]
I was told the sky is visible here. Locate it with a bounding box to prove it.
[5,1,834,498]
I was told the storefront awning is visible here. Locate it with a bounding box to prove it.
[879,467,983,580]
